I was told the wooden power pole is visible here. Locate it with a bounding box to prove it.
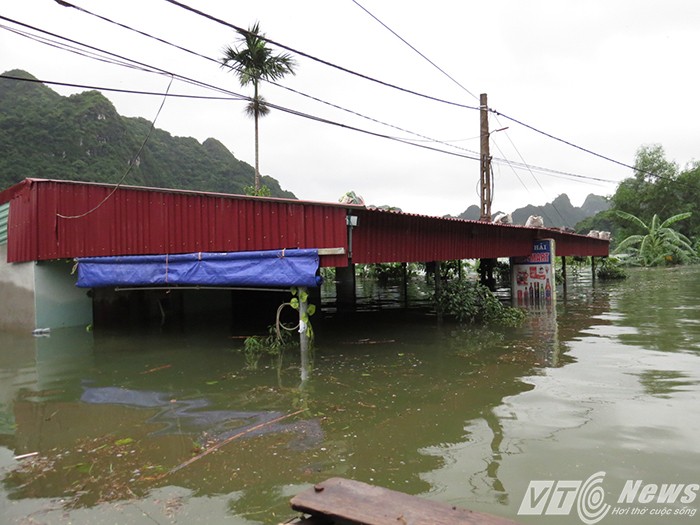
[479,93,492,221]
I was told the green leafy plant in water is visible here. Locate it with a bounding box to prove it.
[358,262,420,282]
[240,288,316,370]
[241,326,295,370]
[434,280,526,327]
[596,257,628,280]
[614,211,695,266]
[289,287,316,342]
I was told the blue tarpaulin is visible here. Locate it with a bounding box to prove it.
[76,249,321,288]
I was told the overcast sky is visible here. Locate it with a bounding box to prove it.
[1,0,698,219]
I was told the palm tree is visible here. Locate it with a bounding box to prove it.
[614,211,695,266]
[221,22,296,193]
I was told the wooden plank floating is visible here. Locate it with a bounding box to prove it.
[290,477,522,525]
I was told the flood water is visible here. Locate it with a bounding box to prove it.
[1,266,699,525]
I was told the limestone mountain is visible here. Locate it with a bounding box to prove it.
[0,70,295,198]
[457,193,610,229]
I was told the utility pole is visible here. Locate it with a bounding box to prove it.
[479,93,495,290]
[479,93,492,222]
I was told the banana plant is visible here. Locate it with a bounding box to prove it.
[614,211,695,266]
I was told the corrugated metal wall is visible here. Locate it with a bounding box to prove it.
[350,209,608,263]
[5,180,349,266]
[351,210,535,263]
[2,179,609,267]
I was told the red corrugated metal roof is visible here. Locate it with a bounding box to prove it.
[1,178,609,266]
[351,207,609,262]
[3,179,351,266]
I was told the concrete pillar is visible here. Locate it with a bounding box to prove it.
[299,287,310,383]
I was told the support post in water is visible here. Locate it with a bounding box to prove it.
[299,286,310,382]
[434,261,443,324]
[561,255,567,295]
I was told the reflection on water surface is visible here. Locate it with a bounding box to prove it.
[1,267,699,524]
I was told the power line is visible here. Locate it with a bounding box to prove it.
[0,14,242,100]
[60,0,662,184]
[493,157,618,184]
[0,72,481,163]
[164,0,669,184]
[490,108,661,179]
[37,3,485,159]
[349,0,479,100]
[269,81,481,158]
[159,0,482,112]
[52,0,644,185]
[0,13,623,190]
[305,0,607,222]
[6,66,614,186]
[57,75,175,220]
[0,13,485,162]
[0,73,241,101]
[348,0,590,224]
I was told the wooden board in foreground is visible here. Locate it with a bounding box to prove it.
[290,477,521,525]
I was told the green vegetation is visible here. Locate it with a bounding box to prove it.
[358,262,419,282]
[596,257,628,280]
[614,211,695,266]
[579,144,700,267]
[0,70,294,197]
[221,23,297,192]
[240,288,315,370]
[435,280,526,327]
[241,325,296,370]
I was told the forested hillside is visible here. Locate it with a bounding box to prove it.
[0,70,295,198]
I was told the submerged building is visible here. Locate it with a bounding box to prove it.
[0,178,609,333]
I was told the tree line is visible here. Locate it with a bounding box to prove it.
[581,144,700,266]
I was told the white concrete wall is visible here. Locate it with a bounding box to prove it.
[35,260,92,330]
[0,244,36,333]
[0,246,92,332]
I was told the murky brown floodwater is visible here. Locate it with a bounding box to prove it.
[1,266,699,525]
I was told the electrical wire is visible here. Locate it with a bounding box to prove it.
[0,73,240,100]
[48,0,483,159]
[3,7,634,191]
[490,108,664,179]
[71,0,616,188]
[346,0,587,224]
[349,0,479,101]
[159,0,482,112]
[0,71,616,189]
[8,6,483,158]
[0,14,245,100]
[56,75,174,220]
[42,3,633,187]
[0,71,481,164]
[347,0,579,223]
